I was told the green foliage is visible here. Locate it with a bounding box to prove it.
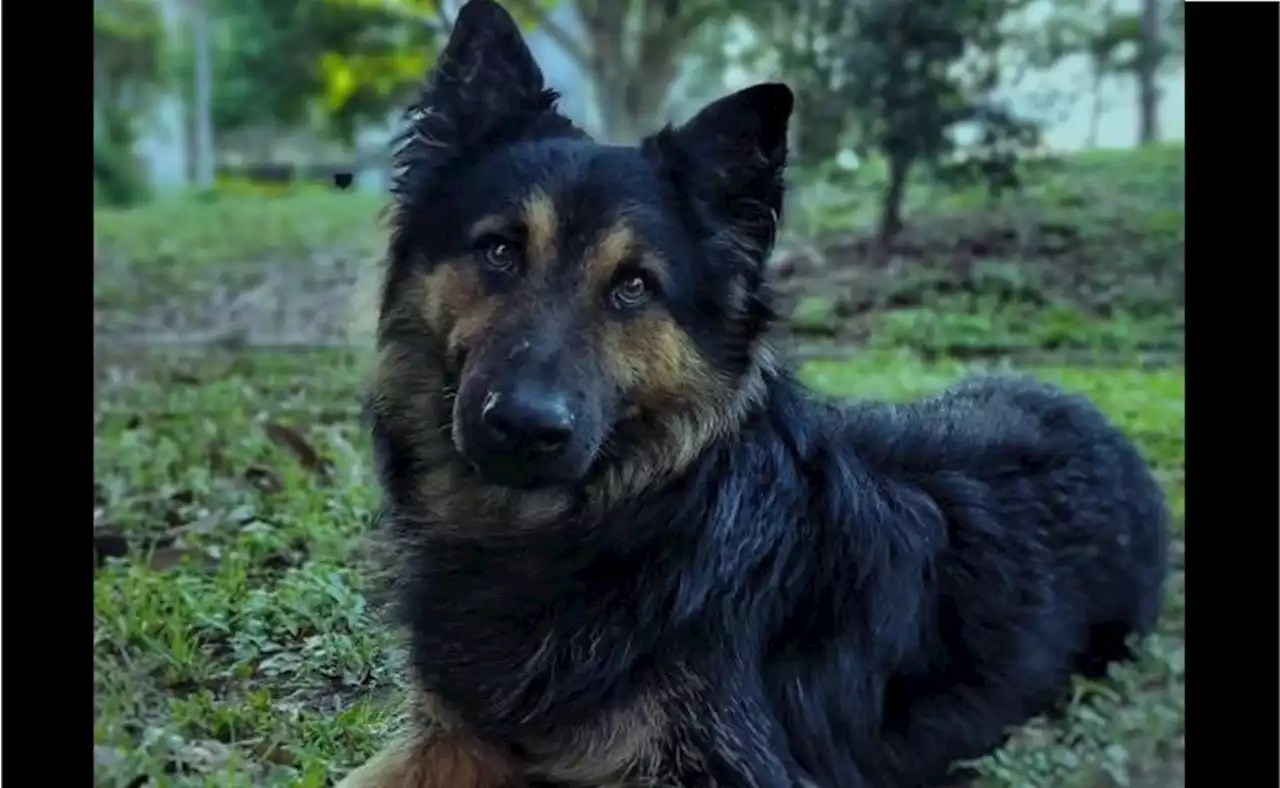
[746,0,1044,242]
[94,0,167,204]
[94,0,166,111]
[779,143,1183,361]
[795,141,1183,254]
[185,0,446,143]
[94,350,399,786]
[95,136,153,208]
[184,0,576,143]
[92,191,383,313]
[1026,0,1183,74]
[791,295,842,335]
[846,0,1043,238]
[870,297,1181,357]
[94,191,384,273]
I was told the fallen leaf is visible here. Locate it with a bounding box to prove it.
[252,740,297,766]
[261,550,305,572]
[148,546,217,572]
[206,439,229,473]
[94,530,131,566]
[264,422,335,478]
[94,526,177,570]
[244,465,284,493]
[264,422,319,466]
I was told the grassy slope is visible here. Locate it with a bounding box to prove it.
[93,145,1185,357]
[783,143,1184,358]
[94,145,1185,786]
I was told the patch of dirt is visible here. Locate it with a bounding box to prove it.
[767,213,1183,353]
[94,251,363,349]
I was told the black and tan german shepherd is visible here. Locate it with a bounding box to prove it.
[342,2,1170,786]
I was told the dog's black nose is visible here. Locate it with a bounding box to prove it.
[481,388,575,454]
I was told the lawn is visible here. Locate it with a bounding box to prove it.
[94,142,1184,786]
[93,348,1185,788]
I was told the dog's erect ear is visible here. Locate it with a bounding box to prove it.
[645,83,794,258]
[429,0,547,120]
[393,0,552,194]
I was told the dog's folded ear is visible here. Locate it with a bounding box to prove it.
[395,0,554,186]
[644,83,794,259]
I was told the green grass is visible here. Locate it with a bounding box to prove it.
[788,142,1184,240]
[778,145,1185,358]
[94,348,1185,788]
[93,191,385,314]
[93,191,385,273]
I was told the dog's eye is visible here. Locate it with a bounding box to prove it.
[611,275,650,310]
[480,238,518,272]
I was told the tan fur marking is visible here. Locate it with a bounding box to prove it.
[592,315,731,500]
[603,313,724,410]
[594,323,774,503]
[582,221,636,293]
[335,731,516,788]
[447,301,499,364]
[526,691,670,785]
[415,687,462,731]
[419,264,484,338]
[520,190,558,272]
[415,265,500,366]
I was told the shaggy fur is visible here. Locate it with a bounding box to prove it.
[343,2,1170,787]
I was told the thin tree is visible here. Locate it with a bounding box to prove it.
[190,0,215,188]
[1136,0,1161,144]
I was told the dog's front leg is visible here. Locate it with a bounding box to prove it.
[681,672,859,788]
[336,729,520,788]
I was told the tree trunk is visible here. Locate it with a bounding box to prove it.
[596,87,642,143]
[1137,0,1161,145]
[577,0,691,142]
[191,0,215,188]
[594,63,678,142]
[878,155,912,249]
[1086,72,1103,148]
[1087,0,1116,149]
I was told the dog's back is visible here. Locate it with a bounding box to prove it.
[764,373,1169,786]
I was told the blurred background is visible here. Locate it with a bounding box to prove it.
[93,1,1185,786]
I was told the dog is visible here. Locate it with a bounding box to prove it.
[342,2,1170,785]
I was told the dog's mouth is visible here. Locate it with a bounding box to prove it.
[450,402,601,492]
[456,431,591,490]
[465,455,570,491]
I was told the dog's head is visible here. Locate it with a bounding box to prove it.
[374,0,792,493]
